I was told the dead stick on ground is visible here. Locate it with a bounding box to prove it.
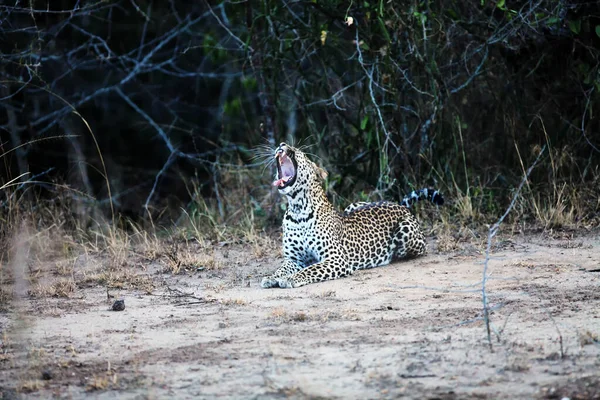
[481,145,546,351]
[166,286,204,301]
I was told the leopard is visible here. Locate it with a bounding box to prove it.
[261,143,444,289]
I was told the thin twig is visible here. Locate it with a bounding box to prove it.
[481,144,546,350]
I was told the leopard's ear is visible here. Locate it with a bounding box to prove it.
[313,162,328,181]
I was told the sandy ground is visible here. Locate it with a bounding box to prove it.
[1,231,600,399]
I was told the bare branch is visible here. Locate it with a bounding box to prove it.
[481,145,546,350]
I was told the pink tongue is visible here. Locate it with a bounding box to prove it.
[272,176,291,187]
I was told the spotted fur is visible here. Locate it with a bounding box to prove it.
[261,143,443,289]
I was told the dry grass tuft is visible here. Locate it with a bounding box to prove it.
[86,373,118,391]
[268,308,320,323]
[511,261,536,269]
[17,379,43,393]
[314,290,337,298]
[290,312,307,322]
[29,278,76,298]
[528,183,579,230]
[163,244,221,274]
[269,307,288,319]
[204,282,228,293]
[220,298,247,306]
[83,266,154,294]
[0,286,11,309]
[340,308,361,321]
[436,231,461,253]
[578,330,599,347]
[85,225,131,268]
[54,259,75,276]
[504,356,531,372]
[453,189,475,222]
[128,222,163,261]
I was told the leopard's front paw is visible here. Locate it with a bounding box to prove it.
[261,276,280,288]
[275,278,296,289]
[261,276,303,289]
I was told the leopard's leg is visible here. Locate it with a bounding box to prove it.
[277,257,351,288]
[392,218,426,259]
[261,259,304,288]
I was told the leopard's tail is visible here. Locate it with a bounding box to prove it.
[400,188,444,208]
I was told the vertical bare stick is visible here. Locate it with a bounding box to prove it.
[481,145,546,350]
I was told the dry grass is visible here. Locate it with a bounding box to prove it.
[505,356,531,372]
[453,188,475,221]
[82,266,154,293]
[54,258,75,276]
[28,278,76,298]
[511,261,537,269]
[163,244,221,275]
[0,285,11,310]
[269,307,288,319]
[85,225,131,268]
[128,222,163,261]
[87,372,118,391]
[314,290,337,298]
[204,282,228,293]
[578,330,599,347]
[220,298,248,306]
[249,234,280,259]
[290,311,307,322]
[16,379,43,393]
[436,231,462,253]
[523,181,581,230]
[268,308,346,323]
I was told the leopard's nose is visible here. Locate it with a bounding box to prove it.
[275,145,284,158]
[276,143,287,154]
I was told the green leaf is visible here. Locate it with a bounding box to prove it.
[378,16,391,44]
[224,97,242,116]
[447,9,459,20]
[546,17,559,25]
[568,20,581,34]
[496,0,505,10]
[360,116,369,130]
[595,25,600,38]
[241,77,257,91]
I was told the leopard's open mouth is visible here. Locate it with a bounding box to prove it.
[272,149,297,189]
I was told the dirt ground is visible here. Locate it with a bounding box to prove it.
[1,230,600,399]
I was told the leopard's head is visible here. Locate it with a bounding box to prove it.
[272,143,327,196]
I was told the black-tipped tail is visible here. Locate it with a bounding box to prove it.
[400,188,444,208]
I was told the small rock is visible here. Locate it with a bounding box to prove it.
[112,299,125,311]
